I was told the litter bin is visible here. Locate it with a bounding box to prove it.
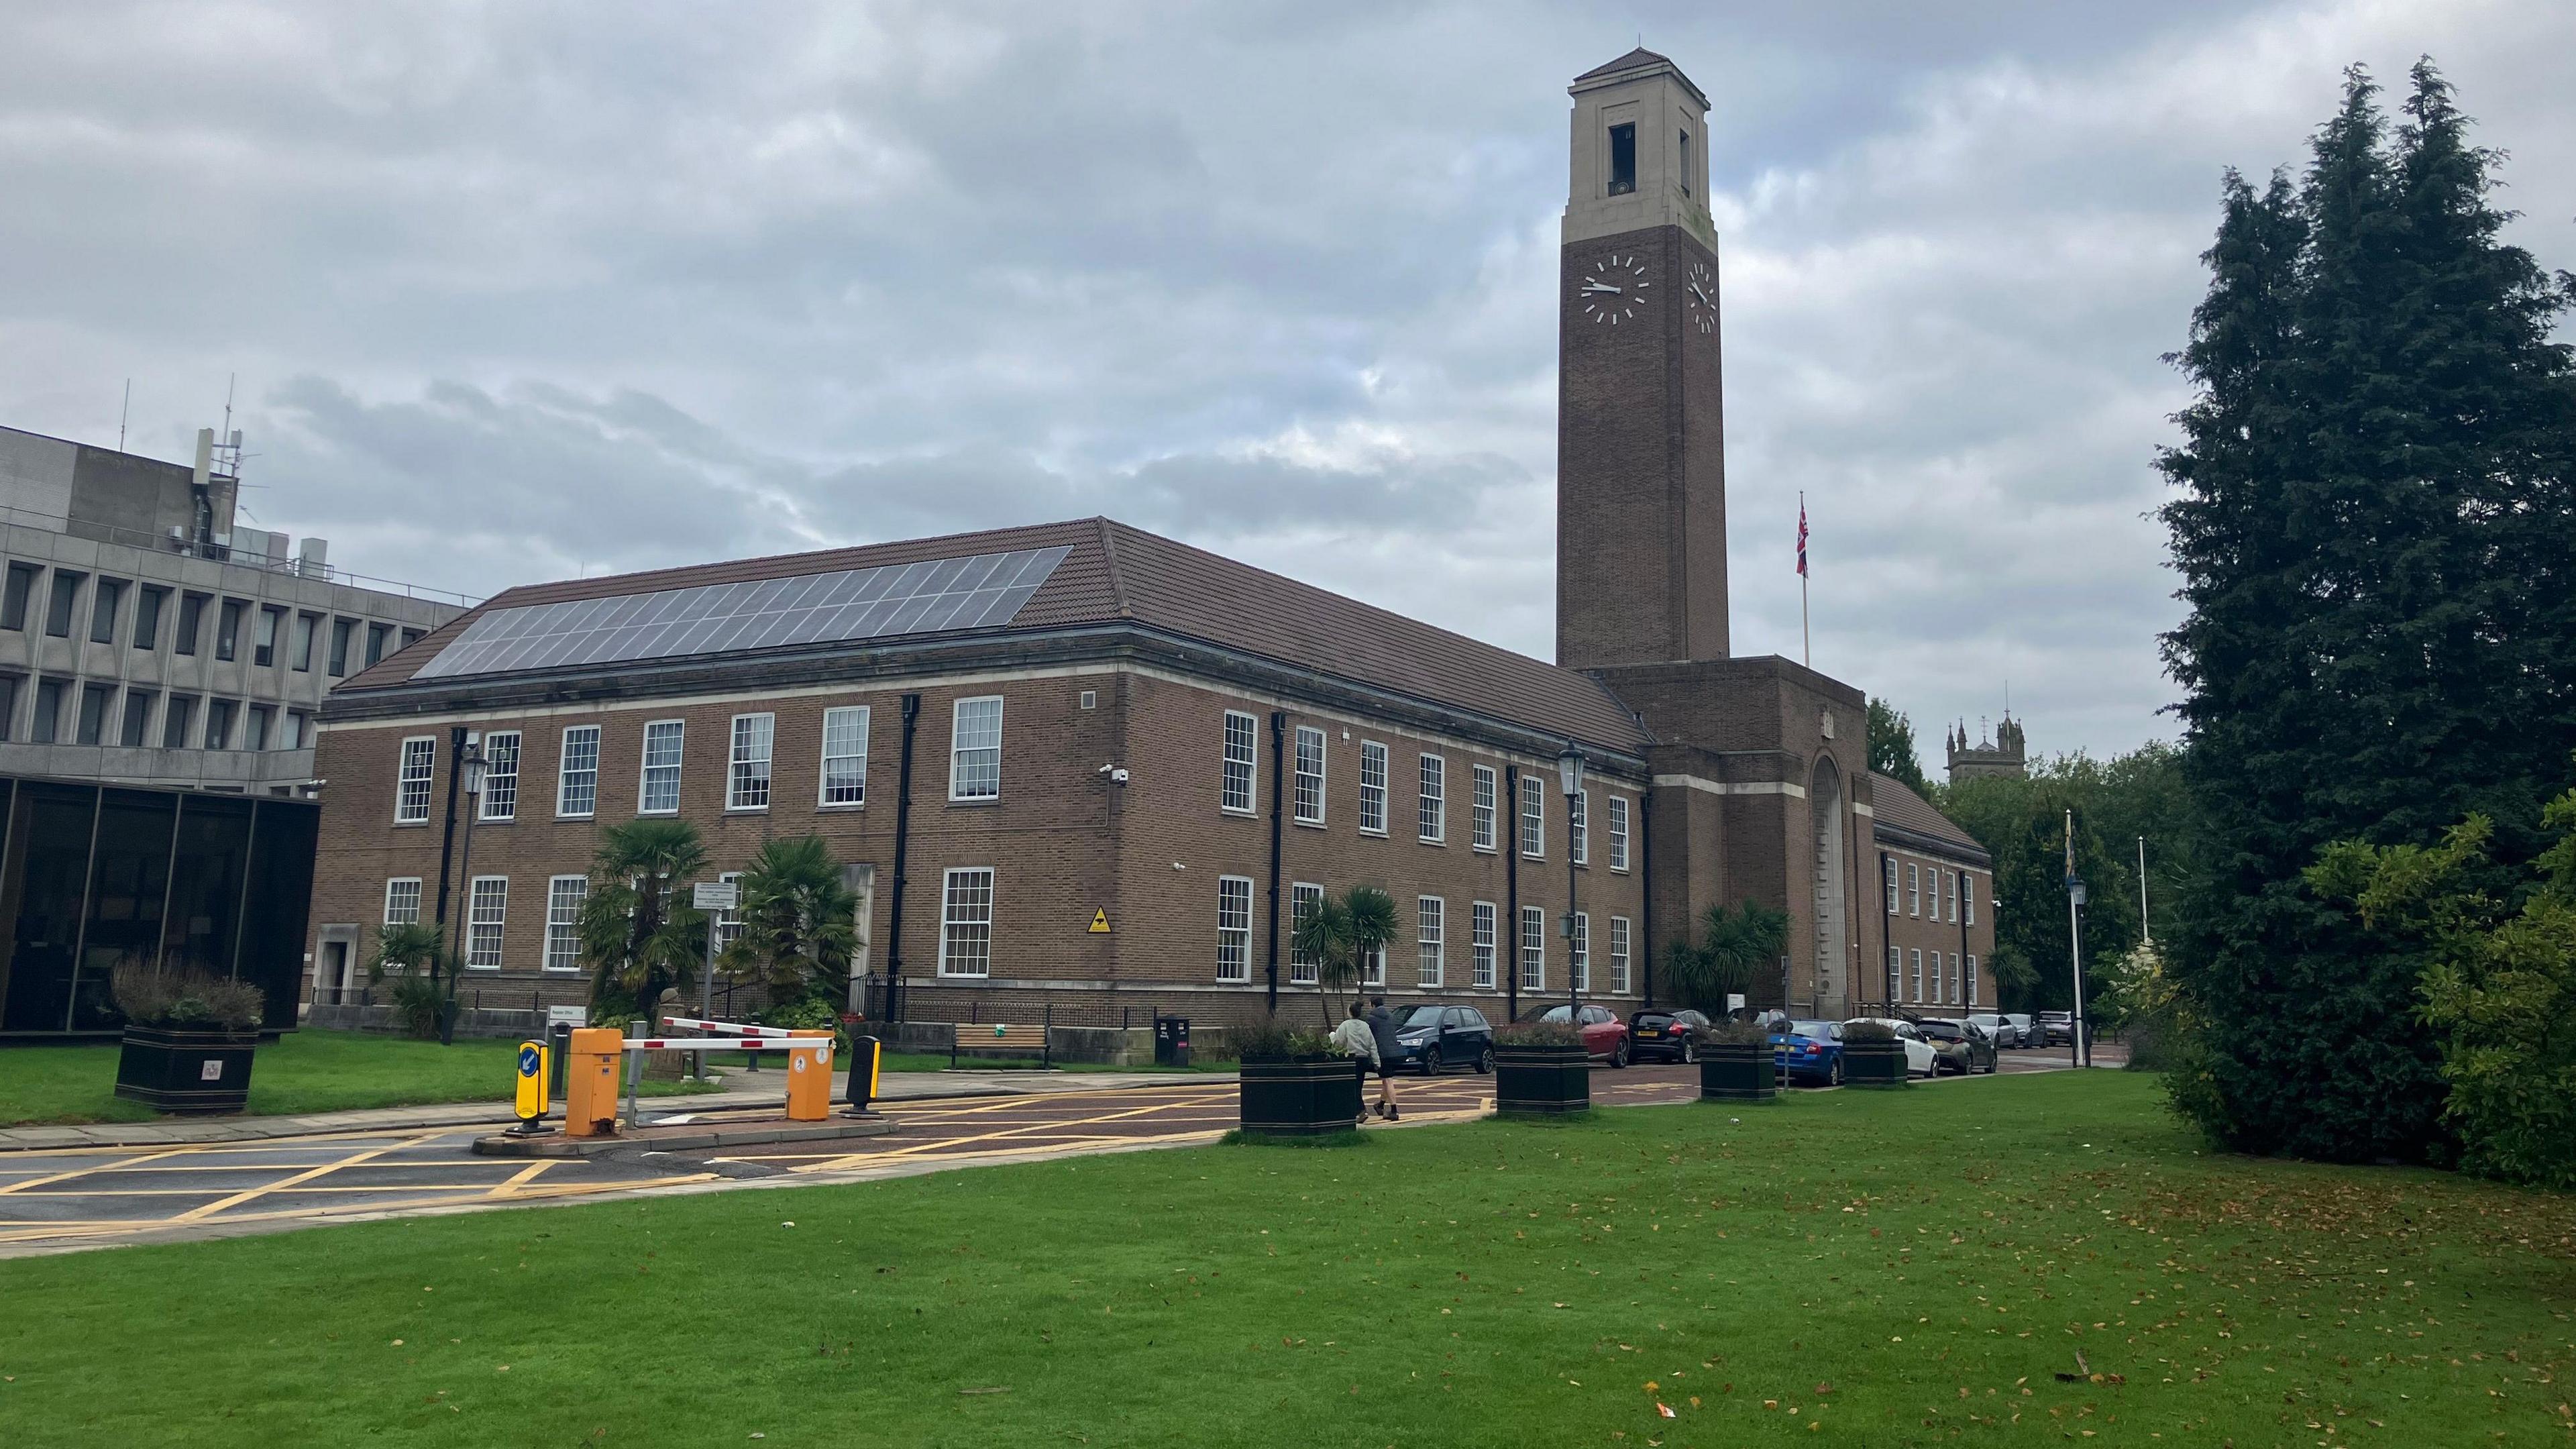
[1154,1015,1191,1068]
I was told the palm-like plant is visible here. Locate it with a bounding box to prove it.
[578,817,711,1019]
[1289,885,1406,1026]
[1664,899,1790,1013]
[717,835,859,1007]
[368,920,451,1038]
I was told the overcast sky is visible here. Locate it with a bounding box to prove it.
[3,1,2569,761]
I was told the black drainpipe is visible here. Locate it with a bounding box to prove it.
[1504,763,1519,1024]
[1638,785,1654,1009]
[885,694,921,1023]
[431,724,466,964]
[1958,865,1972,1010]
[1264,711,1286,1015]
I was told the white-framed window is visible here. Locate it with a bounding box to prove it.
[820,706,869,807]
[1929,950,1945,1004]
[1358,739,1388,835]
[544,875,587,971]
[949,696,1003,801]
[1884,855,1899,914]
[1964,874,1976,927]
[1417,896,1444,987]
[1886,945,1902,1003]
[1609,916,1631,994]
[557,724,600,818]
[714,871,745,953]
[1607,796,1629,871]
[1471,765,1498,851]
[1570,788,1589,865]
[1221,710,1258,814]
[1362,941,1385,988]
[1519,773,1546,859]
[639,720,684,814]
[1965,954,1979,1007]
[938,867,995,977]
[1945,870,1959,924]
[1471,902,1497,988]
[395,736,435,824]
[1909,947,1923,1002]
[1519,905,1546,991]
[1289,882,1323,983]
[1950,952,1963,1006]
[1569,911,1590,993]
[478,730,521,821]
[729,712,775,810]
[1216,875,1254,983]
[466,876,508,969]
[1293,727,1326,824]
[1417,753,1444,843]
[382,877,422,926]
[1907,862,1921,918]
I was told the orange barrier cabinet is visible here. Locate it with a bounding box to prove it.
[565,1028,625,1137]
[785,1030,835,1122]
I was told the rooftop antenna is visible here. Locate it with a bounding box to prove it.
[211,373,246,482]
[118,379,131,451]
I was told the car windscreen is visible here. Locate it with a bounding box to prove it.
[1399,1007,1446,1029]
[1784,1020,1839,1040]
[1536,1006,1572,1022]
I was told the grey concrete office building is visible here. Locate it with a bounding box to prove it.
[0,423,469,794]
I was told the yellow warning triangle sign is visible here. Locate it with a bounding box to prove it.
[1088,908,1112,934]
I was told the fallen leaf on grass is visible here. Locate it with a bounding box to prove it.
[1656,1403,1676,1419]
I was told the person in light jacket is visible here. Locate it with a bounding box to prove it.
[1328,1001,1380,1126]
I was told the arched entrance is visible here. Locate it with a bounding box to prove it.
[1811,757,1846,1016]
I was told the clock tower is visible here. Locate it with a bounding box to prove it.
[1556,48,1728,669]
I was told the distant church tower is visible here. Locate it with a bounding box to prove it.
[1946,714,2029,784]
[1555,49,1729,669]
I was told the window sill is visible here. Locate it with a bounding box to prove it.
[1218,806,1256,818]
[1358,827,1388,839]
[638,809,680,818]
[947,796,1000,807]
[1418,836,1445,847]
[556,813,596,823]
[1291,817,1326,830]
[476,816,516,826]
[935,972,991,981]
[393,819,430,828]
[724,806,771,815]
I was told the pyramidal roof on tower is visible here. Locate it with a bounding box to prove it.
[1568,46,1708,106]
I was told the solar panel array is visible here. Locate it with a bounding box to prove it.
[412,545,1072,680]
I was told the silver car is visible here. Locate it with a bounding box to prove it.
[1968,1012,2017,1049]
[2000,1012,2039,1049]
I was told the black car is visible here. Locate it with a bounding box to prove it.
[1917,1017,1998,1075]
[1387,1004,1496,1075]
[1625,1008,1711,1063]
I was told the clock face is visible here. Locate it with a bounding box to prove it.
[1686,261,1715,335]
[1577,254,1648,325]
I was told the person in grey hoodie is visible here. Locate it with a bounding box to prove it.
[1328,1001,1379,1126]
[1366,995,1403,1121]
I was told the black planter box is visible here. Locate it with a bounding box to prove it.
[1843,1040,1908,1089]
[1494,1044,1591,1116]
[1699,1042,1777,1103]
[114,1026,260,1114]
[1237,1057,1363,1137]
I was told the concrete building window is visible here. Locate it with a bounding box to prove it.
[44,571,85,638]
[203,698,237,750]
[1608,796,1629,871]
[820,706,868,807]
[1965,955,1979,1006]
[31,678,66,743]
[1609,916,1631,994]
[0,674,16,741]
[1570,788,1589,866]
[1417,753,1445,843]
[1293,727,1326,825]
[89,578,124,645]
[557,725,600,817]
[639,720,684,814]
[244,703,272,751]
[545,877,587,971]
[1,563,35,630]
[1216,875,1253,983]
[1417,896,1444,987]
[1607,121,1636,195]
[1678,127,1693,195]
[466,876,508,969]
[118,690,153,747]
[1519,773,1546,859]
[1907,862,1920,918]
[254,605,284,666]
[327,617,354,675]
[1570,911,1590,994]
[1220,710,1256,814]
[396,736,437,823]
[1909,947,1923,1003]
[131,585,164,649]
[1884,856,1898,914]
[938,867,995,978]
[1963,874,1976,927]
[1470,902,1497,988]
[1886,946,1902,1004]
[174,592,207,655]
[1358,739,1388,835]
[214,598,244,660]
[481,731,521,820]
[76,683,113,745]
[948,696,1002,801]
[281,710,309,750]
[160,696,195,750]
[729,713,774,810]
[365,623,392,667]
[402,627,424,647]
[291,612,319,671]
[1471,765,1497,852]
[1289,882,1323,983]
[1519,905,1546,991]
[383,877,423,926]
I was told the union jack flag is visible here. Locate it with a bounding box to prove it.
[1796,499,1809,578]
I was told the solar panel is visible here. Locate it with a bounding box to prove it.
[411,544,1072,680]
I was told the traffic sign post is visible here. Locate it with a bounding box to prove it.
[692,880,739,1066]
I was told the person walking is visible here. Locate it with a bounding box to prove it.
[1329,1001,1380,1127]
[1366,995,1403,1122]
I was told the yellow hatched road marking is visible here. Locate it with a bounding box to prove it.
[173,1132,442,1222]
[0,1146,211,1194]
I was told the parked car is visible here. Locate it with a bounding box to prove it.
[1843,1017,1941,1078]
[1524,1003,1631,1066]
[1770,1018,1846,1086]
[1966,1012,2017,1048]
[1388,1005,1495,1075]
[1625,1008,1711,1063]
[1917,1017,1998,1075]
[2000,1012,2040,1049]
[2036,1010,2075,1046]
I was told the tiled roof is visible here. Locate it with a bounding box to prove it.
[1869,773,1990,863]
[341,517,1650,755]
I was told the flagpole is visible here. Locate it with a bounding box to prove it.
[1798,490,1811,668]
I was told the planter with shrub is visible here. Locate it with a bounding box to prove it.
[1493,1020,1591,1117]
[1696,1018,1777,1103]
[1841,1019,1907,1089]
[111,967,266,1114]
[1233,1018,1362,1138]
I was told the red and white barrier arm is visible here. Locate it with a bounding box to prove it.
[658,1016,806,1038]
[621,1036,830,1053]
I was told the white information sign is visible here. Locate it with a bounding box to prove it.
[693,881,740,911]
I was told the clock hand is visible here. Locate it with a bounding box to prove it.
[1581,282,1623,294]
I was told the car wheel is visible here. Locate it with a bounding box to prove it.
[1829,1058,1844,1087]
[1680,1040,1697,1065]
[1611,1039,1630,1069]
[1476,1045,1495,1074]
[1422,1046,1442,1077]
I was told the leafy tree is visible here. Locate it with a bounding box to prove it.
[1662,900,1789,1014]
[578,817,710,1022]
[717,835,859,1009]
[1941,750,2166,1015]
[1867,699,1930,798]
[2157,62,2576,1163]
[367,921,451,1038]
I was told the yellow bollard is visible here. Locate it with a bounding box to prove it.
[564,1027,625,1136]
[785,1029,834,1122]
[513,1040,549,1131]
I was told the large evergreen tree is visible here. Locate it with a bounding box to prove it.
[2159,62,2576,1163]
[1866,698,1931,797]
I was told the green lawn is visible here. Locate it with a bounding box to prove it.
[0,1030,718,1126]
[3,1071,2571,1446]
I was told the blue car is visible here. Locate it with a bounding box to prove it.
[1770,1018,1847,1086]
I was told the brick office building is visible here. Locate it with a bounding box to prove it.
[305,47,1996,1026]
[1868,775,1995,1014]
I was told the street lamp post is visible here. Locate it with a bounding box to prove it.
[443,734,488,1046]
[2064,873,2088,1070]
[1557,743,1586,1021]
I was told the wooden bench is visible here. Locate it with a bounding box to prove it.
[950,1020,1053,1069]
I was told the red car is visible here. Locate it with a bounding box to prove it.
[1521,1003,1632,1067]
